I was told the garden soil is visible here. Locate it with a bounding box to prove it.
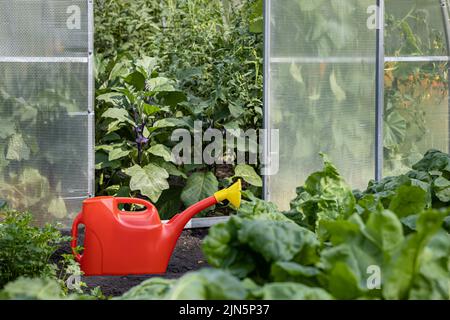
[55,228,209,297]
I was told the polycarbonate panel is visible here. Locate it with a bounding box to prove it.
[383,60,449,175]
[0,1,92,226]
[270,1,376,59]
[0,0,88,57]
[385,0,449,57]
[266,0,377,209]
[383,0,450,175]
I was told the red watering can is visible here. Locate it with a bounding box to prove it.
[71,180,241,276]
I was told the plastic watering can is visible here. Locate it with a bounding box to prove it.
[71,180,241,276]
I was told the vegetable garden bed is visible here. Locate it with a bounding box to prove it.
[55,229,209,297]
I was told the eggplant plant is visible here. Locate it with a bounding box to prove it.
[95,55,262,219]
[94,0,264,219]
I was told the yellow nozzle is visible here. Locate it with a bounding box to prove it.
[214,179,242,209]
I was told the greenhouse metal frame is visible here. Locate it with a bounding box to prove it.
[264,0,450,209]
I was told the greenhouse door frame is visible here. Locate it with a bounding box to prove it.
[88,0,95,198]
[263,0,450,200]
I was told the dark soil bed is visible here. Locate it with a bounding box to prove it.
[56,228,209,297]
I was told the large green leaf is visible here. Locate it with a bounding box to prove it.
[108,145,131,161]
[270,261,320,283]
[320,216,383,299]
[234,164,262,187]
[202,216,257,278]
[1,277,64,300]
[96,92,126,107]
[156,187,183,220]
[47,197,68,219]
[330,70,346,102]
[409,231,450,299]
[383,210,446,299]
[117,278,173,300]
[6,134,30,161]
[123,164,170,202]
[158,91,187,107]
[289,63,304,84]
[148,144,173,162]
[228,101,245,118]
[412,149,450,173]
[181,172,219,208]
[384,111,407,149]
[146,77,176,92]
[0,119,15,139]
[363,209,404,256]
[95,151,121,170]
[388,185,428,218]
[120,269,247,300]
[286,154,355,233]
[153,117,193,129]
[152,158,187,179]
[248,0,263,33]
[143,104,160,116]
[124,71,146,91]
[0,168,51,209]
[135,56,158,79]
[433,177,450,202]
[168,269,247,300]
[238,220,309,262]
[101,107,135,126]
[258,283,333,300]
[108,60,131,80]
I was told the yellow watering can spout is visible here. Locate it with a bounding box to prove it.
[167,179,242,235]
[214,179,242,209]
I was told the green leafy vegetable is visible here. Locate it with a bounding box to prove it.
[130,151,450,300]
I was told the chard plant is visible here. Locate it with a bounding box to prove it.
[117,150,450,300]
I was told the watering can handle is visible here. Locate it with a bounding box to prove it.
[71,213,83,263]
[114,197,153,211]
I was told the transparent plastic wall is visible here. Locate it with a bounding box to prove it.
[265,0,450,210]
[383,0,450,175]
[0,1,94,226]
[265,0,377,209]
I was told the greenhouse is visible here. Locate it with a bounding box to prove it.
[265,0,450,208]
[2,0,450,303]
